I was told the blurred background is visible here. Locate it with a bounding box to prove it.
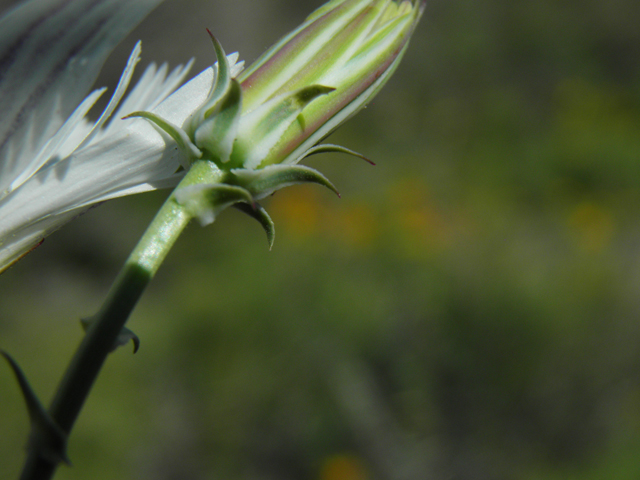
[1,0,640,478]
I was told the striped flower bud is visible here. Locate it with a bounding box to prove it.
[127,0,425,242]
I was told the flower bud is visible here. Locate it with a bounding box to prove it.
[236,0,425,168]
[127,0,424,235]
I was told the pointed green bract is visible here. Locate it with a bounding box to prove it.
[183,30,233,134]
[203,32,232,119]
[234,202,276,249]
[194,79,242,164]
[124,111,202,167]
[230,164,340,200]
[297,144,374,165]
[174,183,254,225]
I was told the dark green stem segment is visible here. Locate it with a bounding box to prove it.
[19,264,151,480]
[19,160,224,480]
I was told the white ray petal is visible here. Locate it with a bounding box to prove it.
[76,42,142,151]
[0,0,164,195]
[0,65,220,270]
[6,88,106,195]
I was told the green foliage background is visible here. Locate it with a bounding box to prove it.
[1,0,640,478]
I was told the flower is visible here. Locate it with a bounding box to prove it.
[0,0,424,271]
[126,0,425,234]
[0,0,243,272]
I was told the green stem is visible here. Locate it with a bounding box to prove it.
[19,160,224,480]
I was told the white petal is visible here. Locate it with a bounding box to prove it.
[0,65,222,271]
[106,59,195,133]
[0,0,164,195]
[85,173,184,206]
[76,42,142,151]
[0,209,87,273]
[5,88,106,196]
[0,19,245,272]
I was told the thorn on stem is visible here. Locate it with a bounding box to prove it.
[1,351,71,465]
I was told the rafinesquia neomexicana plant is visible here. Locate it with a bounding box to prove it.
[0,1,425,479]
